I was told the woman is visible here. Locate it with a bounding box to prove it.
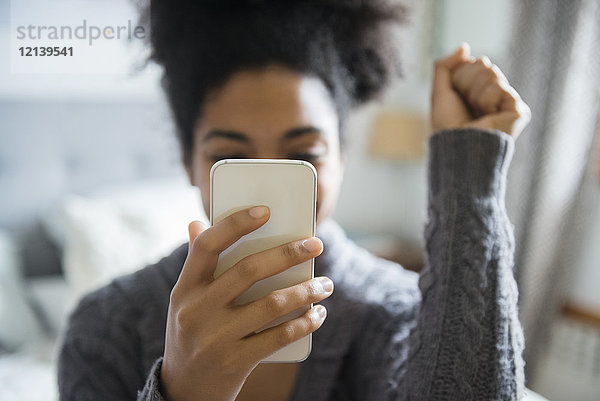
[58,1,531,400]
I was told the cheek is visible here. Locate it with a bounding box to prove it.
[315,160,343,224]
[200,180,210,219]
[189,158,212,219]
[316,180,326,213]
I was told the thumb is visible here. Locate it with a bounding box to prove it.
[467,110,521,137]
[187,220,206,252]
[432,43,471,95]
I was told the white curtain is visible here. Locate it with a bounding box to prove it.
[505,0,600,379]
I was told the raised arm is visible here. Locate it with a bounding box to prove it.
[405,44,530,400]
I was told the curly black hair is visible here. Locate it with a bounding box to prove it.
[143,0,407,165]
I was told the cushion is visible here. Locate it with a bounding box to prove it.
[0,231,44,351]
[44,178,205,304]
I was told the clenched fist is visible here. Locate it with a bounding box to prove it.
[431,43,531,138]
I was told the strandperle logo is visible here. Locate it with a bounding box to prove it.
[10,0,150,74]
[14,19,146,46]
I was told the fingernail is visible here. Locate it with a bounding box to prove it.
[248,206,269,218]
[317,277,334,293]
[310,305,327,323]
[302,237,322,252]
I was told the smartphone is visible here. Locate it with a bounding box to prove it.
[210,159,317,363]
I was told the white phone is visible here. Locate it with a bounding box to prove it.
[210,159,317,363]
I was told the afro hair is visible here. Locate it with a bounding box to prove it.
[142,0,407,165]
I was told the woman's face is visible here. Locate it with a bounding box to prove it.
[188,65,344,226]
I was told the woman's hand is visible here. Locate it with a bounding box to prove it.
[431,43,531,138]
[160,206,332,401]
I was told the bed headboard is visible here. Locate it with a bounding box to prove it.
[0,99,185,276]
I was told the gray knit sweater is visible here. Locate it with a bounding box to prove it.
[58,129,525,401]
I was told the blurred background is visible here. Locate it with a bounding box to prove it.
[1,0,599,400]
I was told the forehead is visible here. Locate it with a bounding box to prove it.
[195,65,339,142]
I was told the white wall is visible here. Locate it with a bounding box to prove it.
[0,0,162,101]
[434,0,513,62]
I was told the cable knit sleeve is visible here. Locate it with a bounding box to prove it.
[58,284,169,401]
[403,128,525,400]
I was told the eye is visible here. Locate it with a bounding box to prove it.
[289,150,327,164]
[291,153,317,162]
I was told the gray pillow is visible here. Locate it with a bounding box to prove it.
[0,231,44,351]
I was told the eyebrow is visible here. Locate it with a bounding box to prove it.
[202,130,250,143]
[202,126,322,143]
[283,126,322,140]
